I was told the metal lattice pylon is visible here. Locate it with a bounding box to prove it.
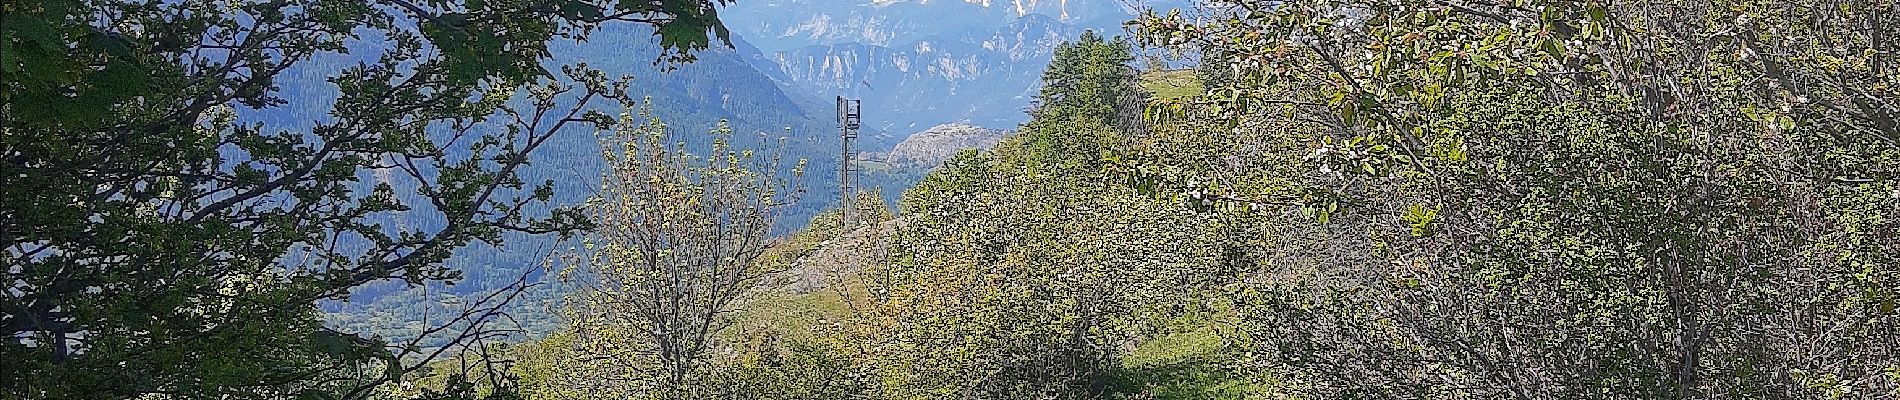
[837,96,861,228]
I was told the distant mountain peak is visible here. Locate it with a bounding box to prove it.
[724,0,1184,52]
[726,0,1190,147]
[867,0,1072,18]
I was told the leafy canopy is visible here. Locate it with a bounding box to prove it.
[2,0,739,398]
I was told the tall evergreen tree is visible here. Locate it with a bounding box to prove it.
[1033,30,1143,133]
[1025,30,1144,169]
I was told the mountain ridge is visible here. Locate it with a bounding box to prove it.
[728,1,1190,148]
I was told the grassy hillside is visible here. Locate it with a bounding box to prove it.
[1139,69,1202,102]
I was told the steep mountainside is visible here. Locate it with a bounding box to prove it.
[728,0,1189,147]
[769,14,1071,141]
[320,26,851,344]
[449,24,848,290]
[722,0,1160,52]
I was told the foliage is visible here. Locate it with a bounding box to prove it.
[499,3,1900,398]
[323,20,860,349]
[848,33,1267,399]
[1134,0,1899,398]
[501,31,1272,400]
[1033,30,1149,143]
[530,105,802,399]
[15,0,1896,397]
[1,0,738,398]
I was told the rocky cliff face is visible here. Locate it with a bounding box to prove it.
[885,123,1011,166]
[768,14,1073,143]
[724,0,1188,148]
[723,0,1153,53]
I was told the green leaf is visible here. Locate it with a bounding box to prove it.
[0,40,19,74]
[1340,96,1358,125]
[88,27,134,58]
[559,0,605,21]
[383,354,403,381]
[1539,37,1565,59]
[436,13,471,29]
[656,17,713,53]
[309,330,356,357]
[5,14,64,52]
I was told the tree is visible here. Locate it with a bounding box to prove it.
[1,0,739,397]
[1134,0,1899,398]
[844,33,1256,399]
[1032,30,1147,147]
[544,104,802,399]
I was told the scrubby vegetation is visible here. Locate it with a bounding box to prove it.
[8,0,1897,399]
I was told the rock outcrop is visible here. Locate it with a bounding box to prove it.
[886,123,1010,166]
